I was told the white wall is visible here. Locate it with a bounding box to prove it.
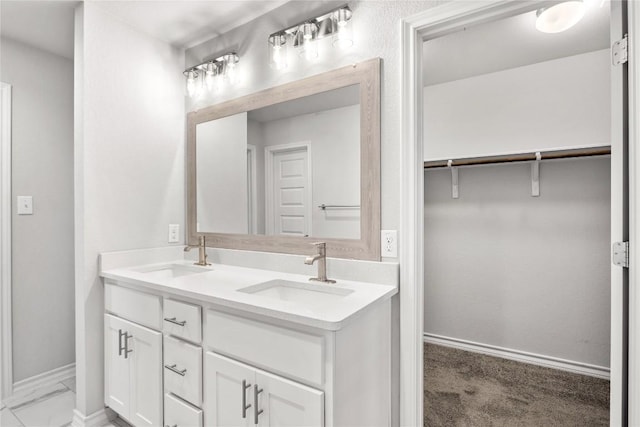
[255,104,361,239]
[423,49,611,160]
[424,157,611,368]
[196,112,248,233]
[74,2,184,418]
[0,37,75,382]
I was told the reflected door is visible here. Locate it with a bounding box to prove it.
[266,144,311,236]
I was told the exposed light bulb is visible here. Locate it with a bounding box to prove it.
[223,54,239,85]
[299,23,318,60]
[269,33,288,70]
[332,8,353,49]
[185,69,198,97]
[204,62,216,91]
[536,0,585,33]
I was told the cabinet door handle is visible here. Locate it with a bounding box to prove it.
[164,317,187,327]
[118,329,124,356]
[254,385,263,425]
[123,332,133,359]
[164,364,187,376]
[165,425,177,427]
[241,380,252,418]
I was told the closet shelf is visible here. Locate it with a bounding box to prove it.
[423,146,611,169]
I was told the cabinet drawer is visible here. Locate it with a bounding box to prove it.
[164,393,203,427]
[164,335,202,407]
[205,310,325,387]
[164,299,202,343]
[105,283,162,330]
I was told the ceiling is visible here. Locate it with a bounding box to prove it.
[423,0,611,86]
[94,1,288,49]
[0,0,288,60]
[1,1,78,59]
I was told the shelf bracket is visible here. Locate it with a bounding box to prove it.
[448,160,459,199]
[531,152,541,197]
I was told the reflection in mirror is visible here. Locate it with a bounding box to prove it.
[196,85,360,239]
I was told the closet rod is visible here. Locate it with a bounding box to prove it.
[423,145,611,169]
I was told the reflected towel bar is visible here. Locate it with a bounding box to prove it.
[318,204,361,210]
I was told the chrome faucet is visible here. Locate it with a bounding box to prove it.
[184,236,211,266]
[304,242,336,284]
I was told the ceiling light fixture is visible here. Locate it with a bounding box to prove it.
[267,5,353,69]
[535,0,586,33]
[183,52,239,98]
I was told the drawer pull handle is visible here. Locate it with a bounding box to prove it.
[165,425,177,427]
[164,317,187,326]
[254,385,263,424]
[164,364,187,376]
[242,380,252,418]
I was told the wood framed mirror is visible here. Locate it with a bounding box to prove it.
[186,58,380,260]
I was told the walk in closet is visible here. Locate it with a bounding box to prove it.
[422,2,618,425]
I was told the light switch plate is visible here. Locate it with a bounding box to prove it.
[381,230,398,258]
[17,196,33,215]
[168,224,180,243]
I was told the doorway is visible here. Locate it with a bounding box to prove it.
[265,142,312,237]
[399,1,633,426]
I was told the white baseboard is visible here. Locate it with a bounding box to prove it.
[71,408,113,427]
[423,333,610,379]
[12,363,76,395]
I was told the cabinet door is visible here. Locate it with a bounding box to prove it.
[254,369,324,427]
[205,352,254,427]
[104,314,130,419]
[127,319,163,427]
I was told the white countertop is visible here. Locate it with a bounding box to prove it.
[100,259,397,331]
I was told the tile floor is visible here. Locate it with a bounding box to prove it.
[1,378,76,427]
[1,377,131,427]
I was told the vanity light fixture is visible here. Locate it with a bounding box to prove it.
[183,52,240,98]
[535,0,585,33]
[267,5,353,68]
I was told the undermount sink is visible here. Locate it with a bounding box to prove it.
[133,263,210,279]
[238,279,353,305]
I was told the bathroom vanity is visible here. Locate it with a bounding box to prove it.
[100,247,396,427]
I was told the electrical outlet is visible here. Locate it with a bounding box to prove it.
[381,230,398,258]
[168,224,180,243]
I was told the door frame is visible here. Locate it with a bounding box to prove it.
[247,144,258,234]
[399,1,638,425]
[628,1,640,423]
[264,141,312,236]
[0,81,12,401]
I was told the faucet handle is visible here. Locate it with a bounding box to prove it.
[311,242,326,247]
[199,235,206,246]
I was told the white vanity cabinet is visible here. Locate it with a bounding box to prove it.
[104,313,163,427]
[206,352,324,426]
[102,274,393,427]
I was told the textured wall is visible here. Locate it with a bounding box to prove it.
[0,37,75,382]
[424,157,611,368]
[74,2,185,416]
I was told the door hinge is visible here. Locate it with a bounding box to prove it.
[612,241,629,268]
[612,34,628,66]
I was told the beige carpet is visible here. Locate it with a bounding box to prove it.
[424,343,609,426]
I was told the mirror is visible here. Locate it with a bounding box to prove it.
[187,58,380,260]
